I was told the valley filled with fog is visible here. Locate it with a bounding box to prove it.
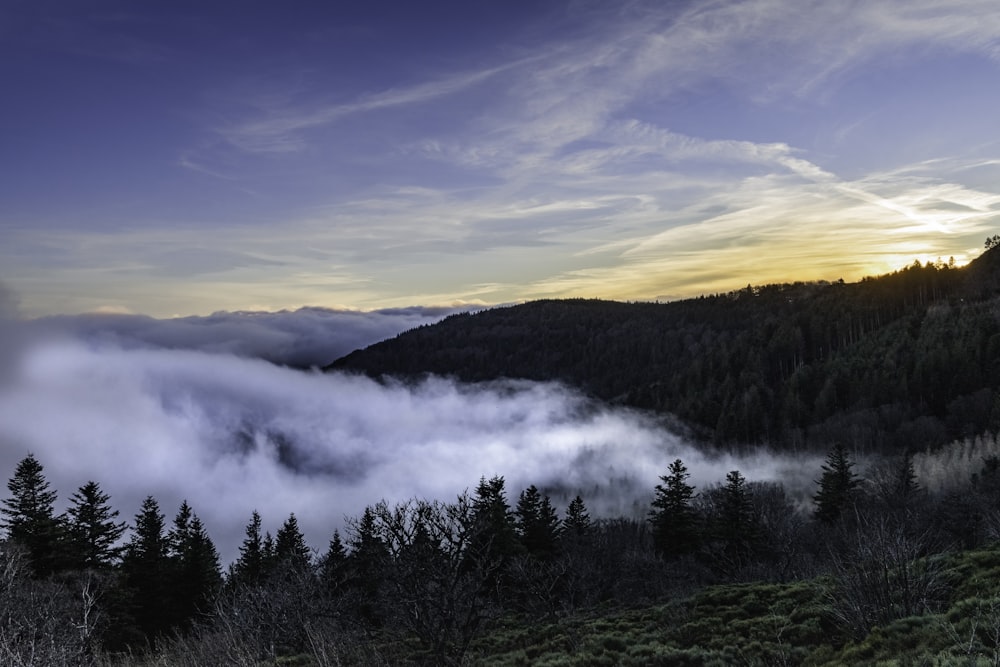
[0,309,820,563]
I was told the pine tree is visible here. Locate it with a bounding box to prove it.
[275,513,312,573]
[813,444,861,523]
[171,511,222,630]
[349,506,388,627]
[262,530,276,575]
[562,495,592,546]
[65,480,127,570]
[713,470,758,568]
[320,529,349,594]
[648,459,700,558]
[1,454,65,577]
[229,510,265,586]
[515,485,561,559]
[168,500,193,560]
[472,475,520,560]
[121,496,170,642]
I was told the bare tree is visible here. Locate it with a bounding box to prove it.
[0,542,95,666]
[826,511,947,638]
[360,495,505,665]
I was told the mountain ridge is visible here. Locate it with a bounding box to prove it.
[329,248,1000,452]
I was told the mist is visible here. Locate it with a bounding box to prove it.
[25,305,470,369]
[0,313,821,564]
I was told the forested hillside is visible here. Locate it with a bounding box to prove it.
[331,245,1000,452]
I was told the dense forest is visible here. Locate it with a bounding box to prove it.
[332,244,1000,453]
[5,242,1000,665]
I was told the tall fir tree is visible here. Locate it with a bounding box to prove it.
[472,475,520,560]
[1,453,65,577]
[349,506,389,627]
[648,459,700,558]
[169,507,222,631]
[712,470,758,569]
[562,495,592,545]
[121,496,171,643]
[275,512,312,573]
[813,444,861,523]
[515,485,561,559]
[320,529,349,595]
[229,510,265,586]
[65,480,127,570]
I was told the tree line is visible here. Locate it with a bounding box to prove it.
[4,440,1000,665]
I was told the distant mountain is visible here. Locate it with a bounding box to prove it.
[329,247,1000,452]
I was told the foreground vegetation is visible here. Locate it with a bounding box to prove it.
[466,543,1000,667]
[4,433,1000,665]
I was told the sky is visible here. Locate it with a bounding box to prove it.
[3,0,1000,318]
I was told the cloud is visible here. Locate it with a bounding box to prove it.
[27,305,469,368]
[218,61,520,154]
[0,334,820,564]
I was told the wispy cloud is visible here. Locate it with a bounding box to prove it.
[216,61,520,154]
[9,0,1000,315]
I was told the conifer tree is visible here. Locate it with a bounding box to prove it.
[275,512,312,573]
[648,459,700,558]
[713,470,758,567]
[65,480,127,570]
[320,529,349,594]
[121,496,170,642]
[562,495,592,545]
[229,510,265,586]
[813,444,861,523]
[262,530,276,576]
[515,485,561,559]
[168,500,193,560]
[349,506,388,627]
[171,511,222,630]
[1,453,64,577]
[472,475,520,560]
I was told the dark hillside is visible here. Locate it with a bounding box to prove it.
[330,247,1000,451]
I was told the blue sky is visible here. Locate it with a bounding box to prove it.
[3,0,1000,317]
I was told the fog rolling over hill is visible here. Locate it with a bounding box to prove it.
[0,315,816,563]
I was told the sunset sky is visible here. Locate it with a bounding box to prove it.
[3,0,1000,318]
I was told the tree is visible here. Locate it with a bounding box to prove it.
[121,496,171,643]
[274,513,311,573]
[471,475,520,561]
[813,444,861,523]
[648,459,700,558]
[229,510,265,587]
[562,495,592,545]
[319,529,349,596]
[348,506,389,627]
[167,501,222,630]
[65,480,127,570]
[174,514,222,630]
[705,470,759,575]
[1,454,64,577]
[515,485,561,560]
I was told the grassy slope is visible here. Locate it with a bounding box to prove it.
[465,545,1000,667]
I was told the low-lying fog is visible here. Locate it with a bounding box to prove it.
[0,304,821,563]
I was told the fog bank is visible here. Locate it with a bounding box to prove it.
[26,305,470,368]
[0,308,821,563]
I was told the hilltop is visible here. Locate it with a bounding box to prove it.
[330,247,1000,452]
